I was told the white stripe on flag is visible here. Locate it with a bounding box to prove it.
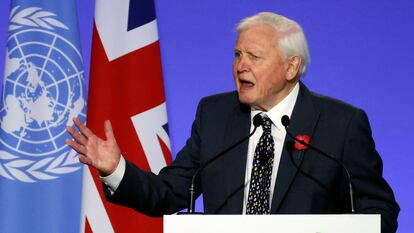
[94,0,158,61]
[80,165,114,233]
[131,102,170,174]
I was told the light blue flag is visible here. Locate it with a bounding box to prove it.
[0,1,86,232]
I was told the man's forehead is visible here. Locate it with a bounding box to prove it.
[234,42,268,52]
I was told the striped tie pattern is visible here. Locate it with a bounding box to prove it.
[246,115,275,214]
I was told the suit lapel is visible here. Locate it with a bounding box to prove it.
[219,102,251,213]
[270,82,321,213]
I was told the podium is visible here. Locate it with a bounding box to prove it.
[164,214,380,233]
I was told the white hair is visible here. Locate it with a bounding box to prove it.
[236,12,311,77]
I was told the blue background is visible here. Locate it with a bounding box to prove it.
[0,0,413,232]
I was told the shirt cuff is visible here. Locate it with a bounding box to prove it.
[100,156,126,195]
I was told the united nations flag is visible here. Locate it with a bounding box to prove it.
[0,1,86,232]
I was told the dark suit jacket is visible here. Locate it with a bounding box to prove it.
[107,82,399,233]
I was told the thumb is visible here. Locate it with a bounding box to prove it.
[104,120,116,141]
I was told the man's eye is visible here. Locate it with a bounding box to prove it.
[234,51,241,58]
[249,54,259,60]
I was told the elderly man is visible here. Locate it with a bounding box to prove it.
[67,12,399,233]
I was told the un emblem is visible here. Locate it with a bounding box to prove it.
[0,6,86,182]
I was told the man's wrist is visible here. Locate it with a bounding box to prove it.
[100,156,126,194]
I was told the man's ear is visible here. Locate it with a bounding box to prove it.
[286,55,302,81]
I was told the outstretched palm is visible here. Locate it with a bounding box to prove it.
[66,118,121,176]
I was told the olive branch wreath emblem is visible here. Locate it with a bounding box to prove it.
[0,6,82,183]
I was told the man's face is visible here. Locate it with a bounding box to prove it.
[233,24,294,111]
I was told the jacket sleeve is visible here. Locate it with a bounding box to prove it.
[342,109,399,233]
[104,98,206,216]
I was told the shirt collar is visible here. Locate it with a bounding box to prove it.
[251,82,300,130]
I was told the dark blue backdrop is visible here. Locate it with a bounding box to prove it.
[0,1,412,232]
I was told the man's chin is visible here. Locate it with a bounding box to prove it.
[237,95,255,107]
[237,95,268,110]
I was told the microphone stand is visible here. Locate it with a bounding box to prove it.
[281,115,355,213]
[184,114,263,214]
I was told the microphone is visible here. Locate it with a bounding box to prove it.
[281,115,356,213]
[186,113,264,214]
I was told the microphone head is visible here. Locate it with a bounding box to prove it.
[281,115,290,127]
[253,114,263,127]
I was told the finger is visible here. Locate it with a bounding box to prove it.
[73,117,94,138]
[67,126,88,145]
[104,120,116,141]
[66,138,88,155]
[78,154,93,166]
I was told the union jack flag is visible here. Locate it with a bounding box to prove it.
[82,0,171,232]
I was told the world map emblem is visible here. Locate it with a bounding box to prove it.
[0,6,86,182]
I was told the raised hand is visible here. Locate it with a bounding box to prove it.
[66,117,121,176]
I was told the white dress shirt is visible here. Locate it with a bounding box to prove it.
[102,83,300,210]
[242,83,299,214]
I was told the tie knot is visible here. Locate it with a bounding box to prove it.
[261,115,272,133]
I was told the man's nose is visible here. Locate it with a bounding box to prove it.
[236,56,249,73]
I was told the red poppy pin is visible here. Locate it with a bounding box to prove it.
[294,135,310,150]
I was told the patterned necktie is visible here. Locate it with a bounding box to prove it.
[246,115,275,214]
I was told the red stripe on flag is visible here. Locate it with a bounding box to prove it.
[85,218,92,233]
[85,24,170,232]
[88,25,167,169]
